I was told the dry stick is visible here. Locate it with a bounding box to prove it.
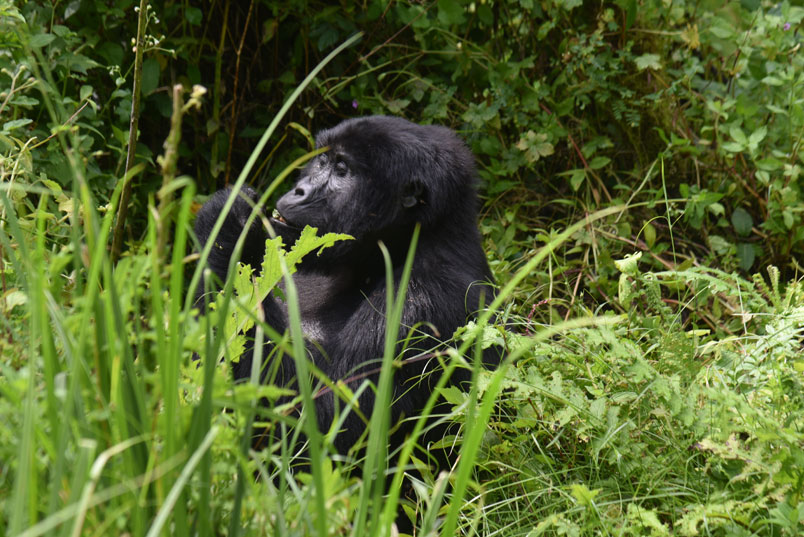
[223,0,254,186]
[155,85,184,261]
[111,0,148,262]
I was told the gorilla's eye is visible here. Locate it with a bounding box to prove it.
[334,158,348,177]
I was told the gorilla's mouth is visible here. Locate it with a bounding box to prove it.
[272,208,287,223]
[270,208,301,230]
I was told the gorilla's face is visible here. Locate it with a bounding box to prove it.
[268,116,477,255]
[270,118,423,241]
[272,149,367,236]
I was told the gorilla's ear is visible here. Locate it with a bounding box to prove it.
[402,181,425,208]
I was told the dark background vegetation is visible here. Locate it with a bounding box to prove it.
[9,0,804,284]
[2,0,803,535]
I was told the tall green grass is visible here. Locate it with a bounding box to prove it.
[0,62,622,534]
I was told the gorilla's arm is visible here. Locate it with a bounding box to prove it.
[194,186,267,287]
[194,187,291,381]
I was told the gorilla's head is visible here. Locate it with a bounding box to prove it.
[270,116,479,251]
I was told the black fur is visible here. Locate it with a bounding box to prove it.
[195,116,496,457]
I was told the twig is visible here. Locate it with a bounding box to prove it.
[111,0,148,262]
[224,0,254,186]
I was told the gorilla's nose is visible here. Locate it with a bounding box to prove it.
[277,178,312,215]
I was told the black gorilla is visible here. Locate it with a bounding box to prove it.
[195,116,495,457]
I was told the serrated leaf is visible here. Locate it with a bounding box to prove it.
[437,0,466,25]
[570,484,600,506]
[634,53,661,71]
[517,130,554,163]
[286,226,353,267]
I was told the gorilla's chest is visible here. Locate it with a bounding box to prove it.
[289,271,378,346]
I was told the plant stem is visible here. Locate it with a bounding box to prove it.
[155,84,184,261]
[111,0,148,262]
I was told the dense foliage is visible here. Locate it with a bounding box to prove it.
[1,0,803,536]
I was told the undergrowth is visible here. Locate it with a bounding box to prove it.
[1,1,804,536]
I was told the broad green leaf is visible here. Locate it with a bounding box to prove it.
[2,119,32,133]
[748,126,767,147]
[728,125,747,145]
[731,207,753,236]
[570,484,600,506]
[29,33,55,48]
[569,169,585,191]
[644,222,656,248]
[438,0,466,25]
[588,156,610,170]
[634,53,661,71]
[736,242,755,270]
[721,141,745,153]
[185,6,202,25]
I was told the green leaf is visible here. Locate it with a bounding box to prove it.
[731,207,753,236]
[185,6,202,25]
[2,119,32,133]
[710,25,734,39]
[736,242,755,271]
[708,202,724,217]
[80,85,93,102]
[729,125,747,145]
[141,58,160,96]
[570,484,600,507]
[438,0,466,25]
[644,222,656,248]
[569,169,585,191]
[516,130,554,163]
[587,156,610,170]
[624,0,637,29]
[614,252,642,276]
[557,0,583,10]
[783,209,794,229]
[286,226,353,268]
[748,126,767,147]
[634,53,661,71]
[29,33,55,48]
[755,157,783,171]
[721,141,745,153]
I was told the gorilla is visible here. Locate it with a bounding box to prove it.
[195,115,496,459]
